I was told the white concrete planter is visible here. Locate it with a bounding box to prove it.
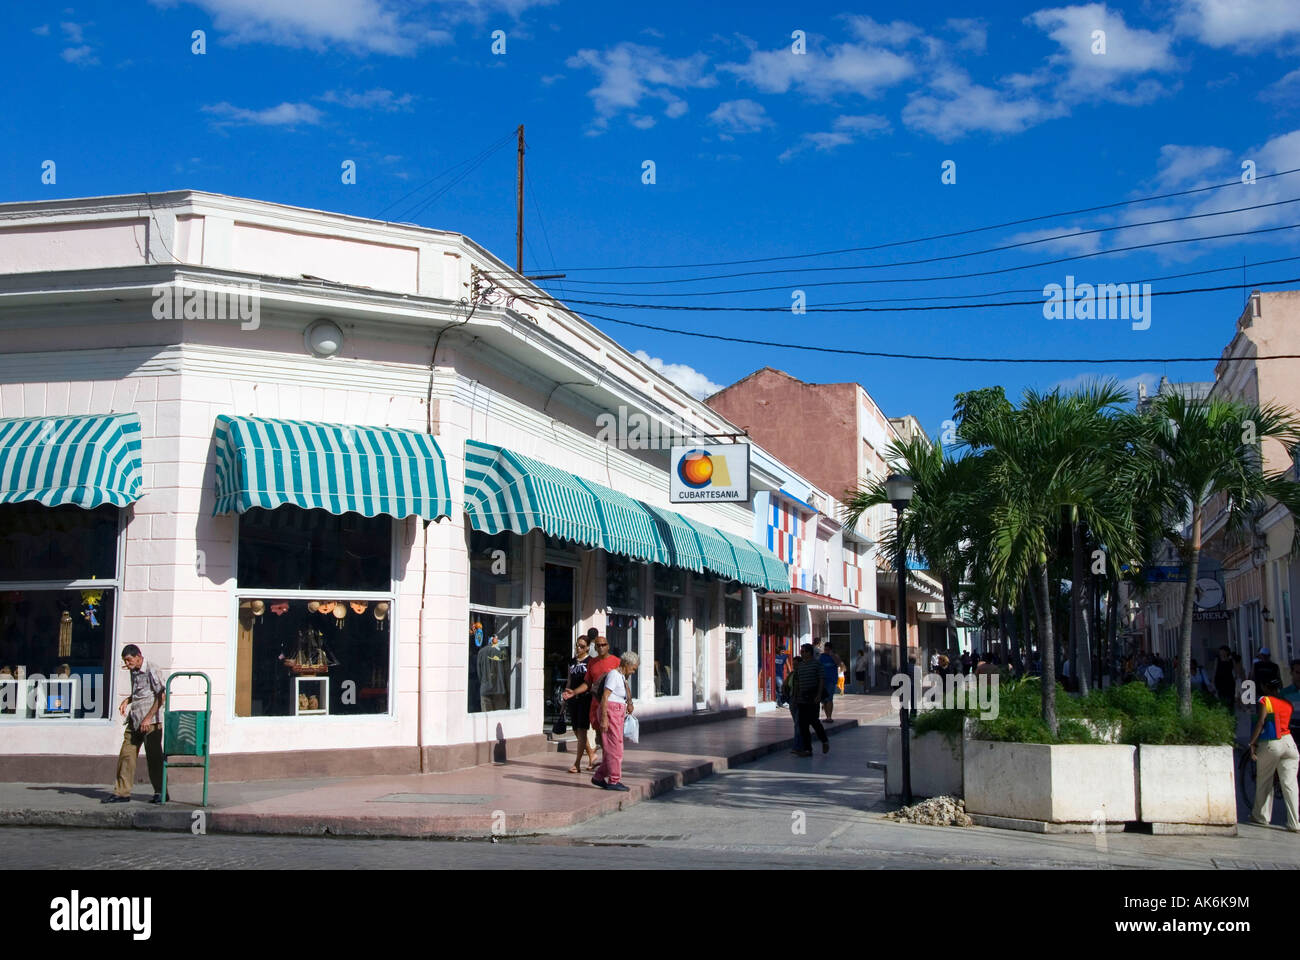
[1137,745,1237,835]
[886,728,963,799]
[963,740,1137,832]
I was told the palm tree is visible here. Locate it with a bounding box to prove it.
[970,383,1132,734]
[1142,393,1300,716]
[843,436,975,670]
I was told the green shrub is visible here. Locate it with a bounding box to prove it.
[957,675,1234,746]
[912,707,965,738]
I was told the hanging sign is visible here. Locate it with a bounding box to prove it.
[669,444,751,503]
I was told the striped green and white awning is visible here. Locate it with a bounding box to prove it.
[464,441,662,563]
[464,440,786,590]
[213,415,452,521]
[0,413,143,509]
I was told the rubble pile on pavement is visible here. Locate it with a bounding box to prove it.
[884,796,973,827]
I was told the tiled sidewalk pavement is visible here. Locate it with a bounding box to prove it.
[0,695,895,838]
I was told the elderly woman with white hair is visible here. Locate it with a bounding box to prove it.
[591,651,639,792]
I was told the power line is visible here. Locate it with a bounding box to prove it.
[559,195,1300,286]
[547,165,1300,272]
[523,273,1300,313]
[533,221,1300,297]
[376,129,516,220]
[570,306,1284,366]
[401,135,517,223]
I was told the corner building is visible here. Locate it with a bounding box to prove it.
[0,191,796,781]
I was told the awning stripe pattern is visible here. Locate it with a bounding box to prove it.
[463,441,788,590]
[0,413,143,509]
[213,415,452,521]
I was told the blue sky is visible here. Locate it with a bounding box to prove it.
[3,0,1299,440]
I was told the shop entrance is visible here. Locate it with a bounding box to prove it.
[543,564,575,731]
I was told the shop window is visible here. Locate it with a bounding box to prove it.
[470,531,527,610]
[468,612,525,713]
[0,503,119,721]
[725,588,746,692]
[606,555,642,611]
[654,594,680,697]
[237,507,391,591]
[654,565,684,596]
[235,507,394,718]
[606,555,643,699]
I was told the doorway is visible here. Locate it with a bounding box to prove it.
[544,564,575,731]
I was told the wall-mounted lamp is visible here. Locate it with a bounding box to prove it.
[305,319,344,358]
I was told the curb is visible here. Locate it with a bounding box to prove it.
[0,720,863,839]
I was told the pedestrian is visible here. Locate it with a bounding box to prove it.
[563,634,621,738]
[1253,648,1282,690]
[1142,655,1164,690]
[1189,659,1214,695]
[791,644,829,756]
[591,651,639,792]
[1247,678,1299,831]
[102,644,166,804]
[1213,645,1235,704]
[818,642,841,722]
[563,635,598,774]
[853,648,869,694]
[775,645,791,706]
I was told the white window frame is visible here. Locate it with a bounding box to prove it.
[468,529,533,717]
[229,511,399,723]
[0,506,126,725]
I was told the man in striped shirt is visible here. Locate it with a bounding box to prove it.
[791,643,829,756]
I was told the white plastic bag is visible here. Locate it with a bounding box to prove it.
[623,712,640,744]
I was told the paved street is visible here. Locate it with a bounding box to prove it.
[7,721,1299,870]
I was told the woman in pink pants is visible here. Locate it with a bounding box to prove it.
[592,651,639,792]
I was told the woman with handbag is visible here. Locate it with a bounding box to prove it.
[564,635,598,774]
[591,651,639,792]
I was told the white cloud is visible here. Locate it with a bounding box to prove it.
[1052,371,1161,401]
[946,18,988,54]
[202,101,325,127]
[721,38,915,100]
[633,350,723,400]
[58,21,99,65]
[1152,144,1233,188]
[1261,69,1300,107]
[61,45,98,65]
[566,42,715,131]
[902,67,1065,141]
[32,24,49,36]
[843,15,924,48]
[708,98,772,134]
[779,114,890,161]
[1026,3,1177,103]
[320,88,414,111]
[145,0,473,54]
[1174,0,1300,50]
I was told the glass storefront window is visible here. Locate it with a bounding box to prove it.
[469,611,525,713]
[0,503,120,722]
[606,555,642,611]
[654,565,684,596]
[725,587,745,692]
[235,507,394,718]
[235,597,391,717]
[470,531,527,610]
[0,502,118,582]
[237,507,392,591]
[607,612,640,699]
[654,594,680,697]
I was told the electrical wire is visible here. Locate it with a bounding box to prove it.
[569,305,1286,365]
[377,129,516,219]
[552,195,1300,287]
[517,273,1300,313]
[547,166,1300,272]
[525,220,1300,297]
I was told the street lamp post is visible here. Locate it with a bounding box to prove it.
[885,471,915,806]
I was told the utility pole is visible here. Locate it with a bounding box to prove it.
[516,124,524,274]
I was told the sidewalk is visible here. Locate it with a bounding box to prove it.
[0,695,894,839]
